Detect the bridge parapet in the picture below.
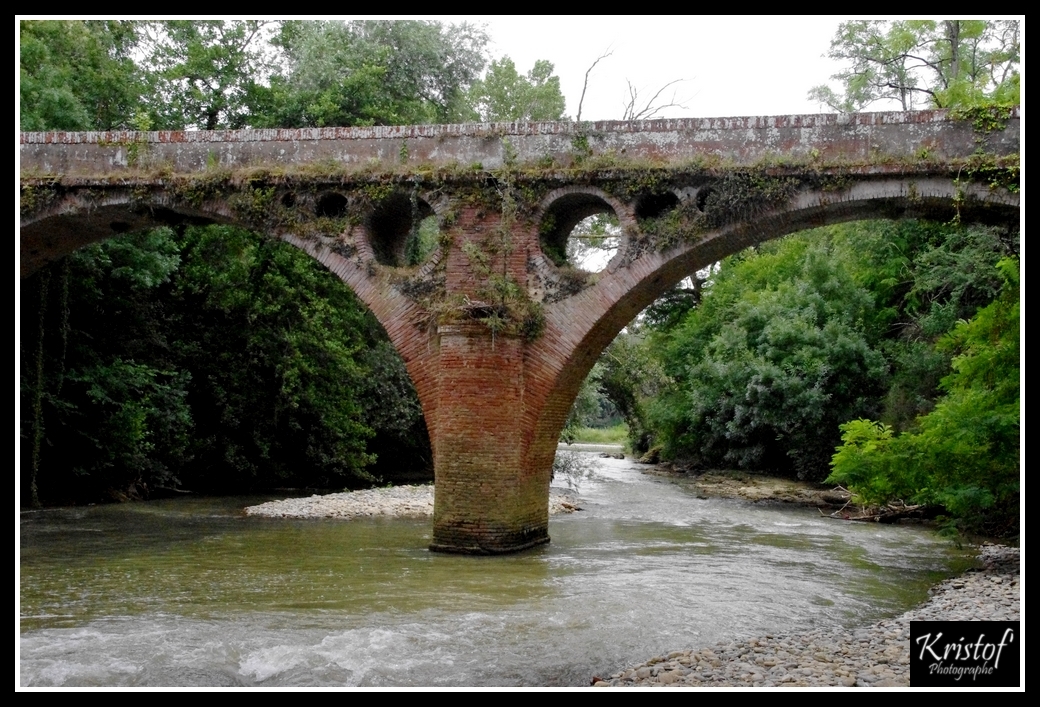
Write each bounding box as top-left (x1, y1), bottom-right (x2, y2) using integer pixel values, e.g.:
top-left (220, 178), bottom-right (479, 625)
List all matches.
top-left (20, 108), bottom-right (1019, 177)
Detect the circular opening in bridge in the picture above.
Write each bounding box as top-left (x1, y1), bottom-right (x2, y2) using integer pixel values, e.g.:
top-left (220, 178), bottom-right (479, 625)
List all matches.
top-left (540, 193), bottom-right (621, 272)
top-left (368, 191), bottom-right (438, 268)
top-left (635, 191), bottom-right (679, 220)
top-left (316, 192), bottom-right (348, 218)
top-left (695, 187), bottom-right (713, 213)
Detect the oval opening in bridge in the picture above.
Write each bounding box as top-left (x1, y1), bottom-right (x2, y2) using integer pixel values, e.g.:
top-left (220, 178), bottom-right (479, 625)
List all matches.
top-left (368, 191), bottom-right (438, 268)
top-left (316, 192), bottom-right (347, 218)
top-left (539, 193), bottom-right (621, 272)
top-left (635, 191), bottom-right (679, 220)
top-left (695, 187), bottom-right (713, 213)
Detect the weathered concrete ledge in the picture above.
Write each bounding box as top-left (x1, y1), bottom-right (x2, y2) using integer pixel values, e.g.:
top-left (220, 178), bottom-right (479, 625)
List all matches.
top-left (20, 108), bottom-right (1019, 177)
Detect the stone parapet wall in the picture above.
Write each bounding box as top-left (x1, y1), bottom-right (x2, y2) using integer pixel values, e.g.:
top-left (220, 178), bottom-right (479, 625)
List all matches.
top-left (20, 109), bottom-right (1020, 176)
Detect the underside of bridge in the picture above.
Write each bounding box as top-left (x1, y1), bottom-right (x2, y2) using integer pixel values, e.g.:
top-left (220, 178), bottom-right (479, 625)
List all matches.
top-left (20, 110), bottom-right (1020, 553)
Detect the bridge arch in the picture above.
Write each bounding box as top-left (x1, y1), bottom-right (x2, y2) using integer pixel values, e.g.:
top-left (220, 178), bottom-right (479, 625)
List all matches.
top-left (524, 177), bottom-right (1019, 485)
top-left (20, 187), bottom-right (452, 487)
top-left (21, 184), bottom-right (444, 355)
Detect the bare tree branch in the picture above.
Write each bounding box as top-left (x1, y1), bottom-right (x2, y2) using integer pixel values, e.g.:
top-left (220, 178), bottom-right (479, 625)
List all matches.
top-left (576, 48), bottom-right (613, 123)
top-left (622, 78), bottom-right (689, 121)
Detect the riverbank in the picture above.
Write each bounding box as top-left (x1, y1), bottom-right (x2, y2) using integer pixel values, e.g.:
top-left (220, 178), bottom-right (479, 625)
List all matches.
top-left (244, 484), bottom-right (580, 519)
top-left (594, 543), bottom-right (1020, 687)
top-left (242, 466), bottom-right (833, 520)
top-left (648, 466), bottom-right (850, 506)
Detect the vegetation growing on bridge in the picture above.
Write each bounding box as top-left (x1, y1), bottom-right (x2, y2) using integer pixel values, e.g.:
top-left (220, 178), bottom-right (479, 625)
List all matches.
top-left (20, 145), bottom-right (1019, 307)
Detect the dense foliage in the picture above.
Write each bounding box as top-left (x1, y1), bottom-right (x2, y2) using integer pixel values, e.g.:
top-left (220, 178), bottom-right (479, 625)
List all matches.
top-left (828, 258), bottom-right (1019, 536)
top-left (20, 227), bottom-right (435, 504)
top-left (649, 230), bottom-right (888, 479)
top-left (467, 58), bottom-right (568, 122)
top-left (251, 20), bottom-right (491, 128)
top-left (20, 20), bottom-right (142, 131)
top-left (625, 219), bottom-right (1018, 533)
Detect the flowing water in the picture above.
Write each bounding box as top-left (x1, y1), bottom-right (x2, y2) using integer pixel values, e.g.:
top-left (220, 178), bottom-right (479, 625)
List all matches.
top-left (19, 450), bottom-right (972, 687)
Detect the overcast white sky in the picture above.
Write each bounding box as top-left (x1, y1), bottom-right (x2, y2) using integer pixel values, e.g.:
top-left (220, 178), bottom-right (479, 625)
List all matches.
top-left (19, 16), bottom-right (1022, 121)
top-left (456, 16), bottom-right (846, 121)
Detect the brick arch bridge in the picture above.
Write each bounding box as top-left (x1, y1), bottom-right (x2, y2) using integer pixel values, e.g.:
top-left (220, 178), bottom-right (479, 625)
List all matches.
top-left (20, 109), bottom-right (1020, 553)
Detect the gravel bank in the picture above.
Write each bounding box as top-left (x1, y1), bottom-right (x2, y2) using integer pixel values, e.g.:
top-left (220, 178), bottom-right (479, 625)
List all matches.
top-left (244, 484), bottom-right (580, 519)
top-left (593, 544), bottom-right (1020, 687)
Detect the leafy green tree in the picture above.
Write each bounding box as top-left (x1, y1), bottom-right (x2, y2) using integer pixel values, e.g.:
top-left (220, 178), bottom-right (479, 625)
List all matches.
top-left (828, 258), bottom-right (1019, 535)
top-left (808, 20), bottom-right (1020, 111)
top-left (168, 225), bottom-right (379, 492)
top-left (596, 328), bottom-right (667, 454)
top-left (21, 19), bottom-right (161, 505)
top-left (560, 365), bottom-right (603, 444)
top-left (20, 20), bottom-right (143, 131)
top-left (820, 220), bottom-right (1015, 431)
top-left (21, 229), bottom-right (194, 504)
top-left (640, 217), bottom-right (1016, 484)
top-left (467, 57), bottom-right (566, 122)
top-left (252, 20), bottom-right (489, 128)
top-left (139, 20), bottom-right (275, 130)
top-left (650, 233), bottom-right (889, 479)
top-left (355, 341), bottom-right (432, 479)
top-left (561, 333), bottom-right (653, 449)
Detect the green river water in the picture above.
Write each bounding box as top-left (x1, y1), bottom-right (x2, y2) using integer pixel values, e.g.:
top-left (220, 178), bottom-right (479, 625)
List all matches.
top-left (19, 451), bottom-right (973, 687)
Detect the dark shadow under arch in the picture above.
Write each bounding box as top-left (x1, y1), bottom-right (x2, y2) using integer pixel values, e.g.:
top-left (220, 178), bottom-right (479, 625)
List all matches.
top-left (21, 210), bottom-right (436, 498)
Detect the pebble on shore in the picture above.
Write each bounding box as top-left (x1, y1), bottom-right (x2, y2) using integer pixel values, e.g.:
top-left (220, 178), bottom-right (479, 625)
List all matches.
top-left (244, 484), bottom-right (580, 520)
top-left (593, 544), bottom-right (1020, 688)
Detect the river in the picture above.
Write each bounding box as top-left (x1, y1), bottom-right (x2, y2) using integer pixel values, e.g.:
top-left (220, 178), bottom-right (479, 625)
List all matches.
top-left (18, 449), bottom-right (972, 687)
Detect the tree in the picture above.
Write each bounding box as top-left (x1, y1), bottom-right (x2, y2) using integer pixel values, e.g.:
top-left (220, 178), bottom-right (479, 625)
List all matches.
top-left (808, 20), bottom-right (1020, 111)
top-left (168, 225), bottom-right (379, 492)
top-left (560, 364), bottom-right (603, 444)
top-left (597, 327), bottom-right (667, 454)
top-left (467, 57), bottom-right (566, 122)
top-left (20, 20), bottom-right (163, 505)
top-left (139, 20), bottom-right (276, 130)
top-left (651, 235), bottom-right (889, 479)
top-left (621, 78), bottom-right (688, 121)
top-left (828, 258), bottom-right (1019, 536)
top-left (252, 20), bottom-right (489, 128)
top-left (20, 20), bottom-right (143, 131)
top-left (20, 229), bottom-right (194, 504)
